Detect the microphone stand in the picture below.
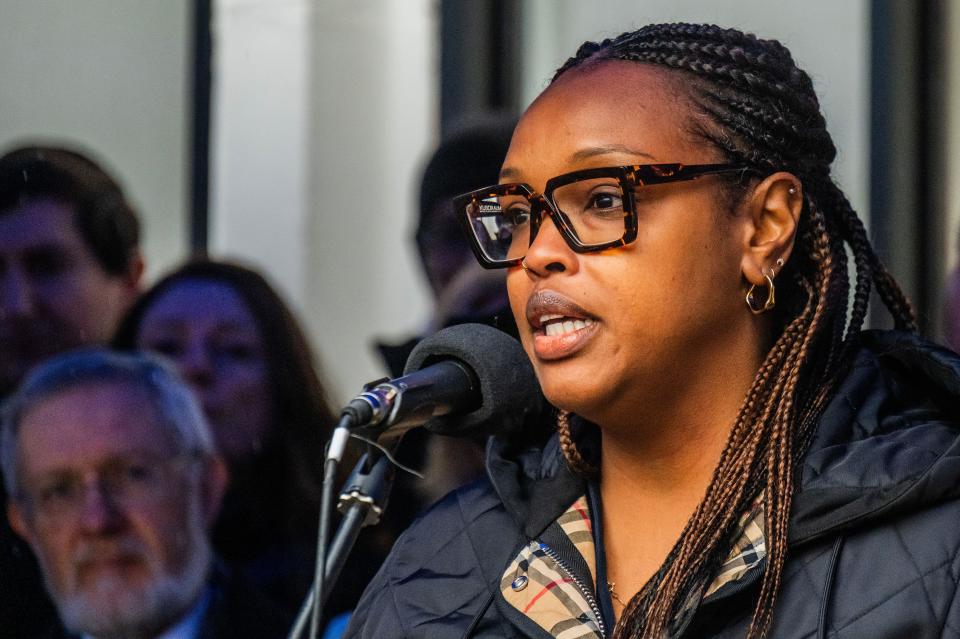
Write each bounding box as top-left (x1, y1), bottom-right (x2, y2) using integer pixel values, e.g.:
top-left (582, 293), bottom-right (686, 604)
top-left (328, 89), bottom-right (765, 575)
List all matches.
top-left (288, 447), bottom-right (396, 639)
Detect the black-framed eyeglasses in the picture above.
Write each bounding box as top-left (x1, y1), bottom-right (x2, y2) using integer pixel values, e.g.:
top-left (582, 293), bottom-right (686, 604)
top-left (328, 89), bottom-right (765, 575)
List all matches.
top-left (453, 163), bottom-right (755, 269)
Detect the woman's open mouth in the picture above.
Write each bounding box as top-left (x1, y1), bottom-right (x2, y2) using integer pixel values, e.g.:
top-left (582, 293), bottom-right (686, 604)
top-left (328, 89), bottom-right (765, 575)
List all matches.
top-left (526, 291), bottom-right (600, 360)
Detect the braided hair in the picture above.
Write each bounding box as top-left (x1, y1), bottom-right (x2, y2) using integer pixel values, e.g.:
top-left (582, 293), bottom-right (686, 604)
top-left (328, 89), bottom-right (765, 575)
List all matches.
top-left (551, 23), bottom-right (916, 638)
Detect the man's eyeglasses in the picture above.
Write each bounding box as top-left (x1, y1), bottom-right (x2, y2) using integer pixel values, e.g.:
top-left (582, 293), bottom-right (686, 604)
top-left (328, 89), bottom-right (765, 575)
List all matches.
top-left (17, 452), bottom-right (202, 521)
top-left (453, 163), bottom-right (754, 269)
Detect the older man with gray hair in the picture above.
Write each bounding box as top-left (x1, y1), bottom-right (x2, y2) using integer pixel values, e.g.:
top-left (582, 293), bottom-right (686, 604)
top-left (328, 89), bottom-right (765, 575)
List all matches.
top-left (2, 349), bottom-right (289, 639)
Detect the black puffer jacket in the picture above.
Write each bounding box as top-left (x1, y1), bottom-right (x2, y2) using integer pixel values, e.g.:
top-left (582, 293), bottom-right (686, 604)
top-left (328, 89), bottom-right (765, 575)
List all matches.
top-left (345, 331), bottom-right (960, 638)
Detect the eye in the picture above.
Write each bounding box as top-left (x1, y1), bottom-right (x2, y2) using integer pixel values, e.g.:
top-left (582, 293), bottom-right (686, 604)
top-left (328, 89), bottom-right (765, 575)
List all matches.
top-left (24, 249), bottom-right (71, 279)
top-left (586, 191), bottom-right (623, 212)
top-left (105, 460), bottom-right (160, 497)
top-left (119, 461), bottom-right (156, 483)
top-left (35, 477), bottom-right (79, 507)
top-left (213, 341), bottom-right (258, 362)
top-left (504, 207), bottom-right (531, 228)
top-left (144, 338), bottom-right (184, 357)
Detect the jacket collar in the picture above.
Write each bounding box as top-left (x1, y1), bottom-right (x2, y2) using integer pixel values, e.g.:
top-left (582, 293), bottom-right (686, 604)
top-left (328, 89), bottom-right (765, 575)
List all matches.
top-left (486, 430), bottom-right (587, 539)
top-left (790, 330), bottom-right (960, 544)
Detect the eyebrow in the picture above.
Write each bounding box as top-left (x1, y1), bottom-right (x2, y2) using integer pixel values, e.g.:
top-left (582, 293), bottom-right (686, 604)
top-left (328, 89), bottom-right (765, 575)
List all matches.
top-left (499, 166), bottom-right (522, 181)
top-left (569, 144), bottom-right (657, 163)
top-left (499, 144), bottom-right (658, 182)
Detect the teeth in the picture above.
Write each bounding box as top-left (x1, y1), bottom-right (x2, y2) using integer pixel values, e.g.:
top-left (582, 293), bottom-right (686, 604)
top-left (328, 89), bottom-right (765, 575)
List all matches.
top-left (540, 314), bottom-right (564, 324)
top-left (543, 317), bottom-right (594, 336)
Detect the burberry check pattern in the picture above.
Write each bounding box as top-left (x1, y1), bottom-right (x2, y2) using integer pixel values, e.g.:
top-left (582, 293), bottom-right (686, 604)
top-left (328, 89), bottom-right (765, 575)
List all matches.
top-left (704, 497), bottom-right (766, 597)
top-left (500, 495), bottom-right (766, 637)
top-left (500, 496), bottom-right (603, 639)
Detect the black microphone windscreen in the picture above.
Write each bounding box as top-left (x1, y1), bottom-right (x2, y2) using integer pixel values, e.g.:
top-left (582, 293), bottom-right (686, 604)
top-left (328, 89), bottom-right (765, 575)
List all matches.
top-left (403, 323), bottom-right (541, 437)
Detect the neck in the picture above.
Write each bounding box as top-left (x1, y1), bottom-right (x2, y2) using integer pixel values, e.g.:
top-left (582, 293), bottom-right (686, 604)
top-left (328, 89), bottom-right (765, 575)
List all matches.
top-left (595, 320), bottom-right (768, 498)
top-left (593, 321), bottom-right (768, 608)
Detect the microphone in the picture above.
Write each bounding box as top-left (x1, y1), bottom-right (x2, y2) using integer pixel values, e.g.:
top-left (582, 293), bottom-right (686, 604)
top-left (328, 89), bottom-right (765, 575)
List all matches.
top-left (328, 323), bottom-right (541, 460)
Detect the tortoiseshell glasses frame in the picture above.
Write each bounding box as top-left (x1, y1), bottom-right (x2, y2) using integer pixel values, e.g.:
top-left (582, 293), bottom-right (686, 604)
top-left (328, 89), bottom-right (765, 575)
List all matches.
top-left (453, 163), bottom-right (755, 269)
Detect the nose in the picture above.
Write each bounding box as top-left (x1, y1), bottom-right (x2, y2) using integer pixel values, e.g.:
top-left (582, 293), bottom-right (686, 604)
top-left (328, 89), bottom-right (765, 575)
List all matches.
top-left (0, 264), bottom-right (35, 320)
top-left (76, 481), bottom-right (125, 534)
top-left (177, 340), bottom-right (214, 388)
top-left (522, 212), bottom-right (578, 276)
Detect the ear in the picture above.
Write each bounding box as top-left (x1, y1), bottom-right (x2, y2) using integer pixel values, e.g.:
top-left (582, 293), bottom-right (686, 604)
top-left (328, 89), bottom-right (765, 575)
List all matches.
top-left (740, 172), bottom-right (802, 286)
top-left (199, 455), bottom-right (229, 529)
top-left (7, 500), bottom-right (35, 546)
top-left (123, 250), bottom-right (145, 295)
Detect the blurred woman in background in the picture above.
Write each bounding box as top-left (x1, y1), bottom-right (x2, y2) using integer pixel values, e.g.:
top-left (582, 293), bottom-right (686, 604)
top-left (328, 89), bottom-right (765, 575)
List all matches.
top-left (113, 259), bottom-right (340, 613)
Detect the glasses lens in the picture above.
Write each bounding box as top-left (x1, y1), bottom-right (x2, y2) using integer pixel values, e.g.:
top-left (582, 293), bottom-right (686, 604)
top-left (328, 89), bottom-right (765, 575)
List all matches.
top-left (463, 189), bottom-right (531, 264)
top-left (551, 178), bottom-right (627, 246)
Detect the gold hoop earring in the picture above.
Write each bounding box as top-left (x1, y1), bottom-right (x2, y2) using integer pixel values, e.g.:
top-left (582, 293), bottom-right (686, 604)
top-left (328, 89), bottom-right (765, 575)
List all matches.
top-left (521, 259), bottom-right (529, 272)
top-left (745, 269), bottom-right (776, 315)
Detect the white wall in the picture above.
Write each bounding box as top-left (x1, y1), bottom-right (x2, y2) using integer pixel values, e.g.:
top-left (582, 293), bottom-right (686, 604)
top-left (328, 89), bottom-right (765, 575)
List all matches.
top-left (210, 0), bottom-right (313, 306)
top-left (520, 0), bottom-right (871, 228)
top-left (0, 0), bottom-right (191, 278)
top-left (211, 0), bottom-right (437, 402)
top-left (946, 2), bottom-right (960, 274)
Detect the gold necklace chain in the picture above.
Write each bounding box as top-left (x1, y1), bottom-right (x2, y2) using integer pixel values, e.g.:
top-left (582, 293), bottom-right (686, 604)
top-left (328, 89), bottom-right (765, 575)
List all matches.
top-left (607, 581), bottom-right (628, 607)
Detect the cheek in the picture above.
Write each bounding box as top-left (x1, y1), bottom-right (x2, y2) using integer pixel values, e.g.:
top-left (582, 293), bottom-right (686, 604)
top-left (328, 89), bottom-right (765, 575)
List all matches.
top-left (215, 366), bottom-right (274, 448)
top-left (217, 362), bottom-right (270, 398)
top-left (506, 270), bottom-right (533, 340)
top-left (34, 276), bottom-right (85, 314)
top-left (131, 503), bottom-right (195, 574)
top-left (31, 527), bottom-right (66, 563)
top-left (28, 525), bottom-right (78, 587)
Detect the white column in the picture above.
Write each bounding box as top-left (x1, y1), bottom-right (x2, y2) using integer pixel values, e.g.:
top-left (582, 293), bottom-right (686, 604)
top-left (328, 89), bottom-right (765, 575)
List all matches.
top-left (210, 0), bottom-right (313, 302)
top-left (211, 0), bottom-right (437, 402)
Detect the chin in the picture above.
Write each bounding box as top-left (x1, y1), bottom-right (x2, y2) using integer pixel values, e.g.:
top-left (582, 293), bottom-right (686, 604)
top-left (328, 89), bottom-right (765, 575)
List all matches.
top-left (54, 553), bottom-right (210, 639)
top-left (536, 363), bottom-right (611, 420)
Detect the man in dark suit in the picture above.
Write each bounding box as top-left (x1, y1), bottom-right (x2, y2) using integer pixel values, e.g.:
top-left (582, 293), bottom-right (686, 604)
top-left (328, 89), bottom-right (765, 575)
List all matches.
top-left (1, 349), bottom-right (289, 638)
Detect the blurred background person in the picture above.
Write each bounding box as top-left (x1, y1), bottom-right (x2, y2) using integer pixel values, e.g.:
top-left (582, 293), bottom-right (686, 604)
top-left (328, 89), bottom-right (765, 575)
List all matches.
top-left (1, 348), bottom-right (289, 639)
top-left (376, 117), bottom-right (518, 517)
top-left (0, 143), bottom-right (144, 637)
top-left (377, 115), bottom-right (518, 376)
top-left (112, 258), bottom-right (351, 616)
top-left (0, 145), bottom-right (143, 399)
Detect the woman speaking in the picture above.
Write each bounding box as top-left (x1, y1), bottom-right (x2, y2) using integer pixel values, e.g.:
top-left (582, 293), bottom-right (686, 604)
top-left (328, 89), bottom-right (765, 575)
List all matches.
top-left (346, 23), bottom-right (960, 638)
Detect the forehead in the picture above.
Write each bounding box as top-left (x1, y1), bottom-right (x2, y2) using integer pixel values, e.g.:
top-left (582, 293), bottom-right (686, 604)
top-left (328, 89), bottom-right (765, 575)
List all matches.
top-left (504, 61), bottom-right (700, 184)
top-left (0, 197), bottom-right (87, 253)
top-left (17, 382), bottom-right (177, 475)
top-left (139, 279), bottom-right (258, 333)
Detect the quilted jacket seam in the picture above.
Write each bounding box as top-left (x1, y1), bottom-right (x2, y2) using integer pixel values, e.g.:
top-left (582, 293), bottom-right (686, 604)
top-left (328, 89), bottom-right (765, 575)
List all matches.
top-left (457, 492), bottom-right (512, 636)
top-left (935, 538), bottom-right (960, 636)
top-left (832, 555), bottom-right (954, 632)
top-left (385, 537), bottom-right (409, 638)
top-left (892, 525), bottom-right (939, 622)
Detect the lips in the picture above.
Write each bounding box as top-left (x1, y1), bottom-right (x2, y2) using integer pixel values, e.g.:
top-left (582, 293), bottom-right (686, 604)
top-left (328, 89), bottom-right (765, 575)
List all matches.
top-left (525, 290), bottom-right (599, 360)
